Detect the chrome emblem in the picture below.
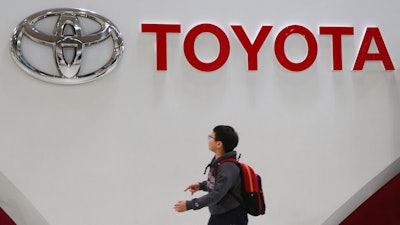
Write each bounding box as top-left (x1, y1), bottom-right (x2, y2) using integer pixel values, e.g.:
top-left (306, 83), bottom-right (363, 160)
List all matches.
top-left (10, 8), bottom-right (124, 84)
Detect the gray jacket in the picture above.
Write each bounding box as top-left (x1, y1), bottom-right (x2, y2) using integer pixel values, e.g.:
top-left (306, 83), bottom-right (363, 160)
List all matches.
top-left (186, 151), bottom-right (242, 215)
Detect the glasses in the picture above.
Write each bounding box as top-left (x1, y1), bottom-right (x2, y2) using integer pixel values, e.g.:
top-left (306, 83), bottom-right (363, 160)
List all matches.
top-left (208, 134), bottom-right (216, 140)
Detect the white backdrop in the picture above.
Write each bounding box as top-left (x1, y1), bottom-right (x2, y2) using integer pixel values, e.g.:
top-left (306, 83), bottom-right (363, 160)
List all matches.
top-left (1, 0), bottom-right (400, 225)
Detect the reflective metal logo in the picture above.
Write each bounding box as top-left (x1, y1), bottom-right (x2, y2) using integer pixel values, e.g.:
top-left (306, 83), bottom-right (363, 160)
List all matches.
top-left (10, 8), bottom-right (124, 84)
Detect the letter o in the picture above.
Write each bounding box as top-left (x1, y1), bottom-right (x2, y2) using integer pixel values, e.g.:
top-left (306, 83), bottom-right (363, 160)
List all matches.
top-left (274, 25), bottom-right (318, 71)
top-left (184, 24), bottom-right (230, 72)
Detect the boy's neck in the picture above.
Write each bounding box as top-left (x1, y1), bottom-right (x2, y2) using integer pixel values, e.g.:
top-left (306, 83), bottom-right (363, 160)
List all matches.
top-left (215, 149), bottom-right (225, 160)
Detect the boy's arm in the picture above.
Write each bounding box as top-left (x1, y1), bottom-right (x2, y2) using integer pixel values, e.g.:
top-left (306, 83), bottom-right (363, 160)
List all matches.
top-left (199, 180), bottom-right (208, 191)
top-left (186, 163), bottom-right (238, 210)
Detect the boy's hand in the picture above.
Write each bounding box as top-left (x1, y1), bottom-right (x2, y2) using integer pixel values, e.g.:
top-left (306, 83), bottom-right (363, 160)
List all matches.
top-left (174, 200), bottom-right (187, 212)
top-left (184, 183), bottom-right (200, 195)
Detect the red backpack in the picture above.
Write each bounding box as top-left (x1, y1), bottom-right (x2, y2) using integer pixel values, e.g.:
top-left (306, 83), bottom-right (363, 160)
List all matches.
top-left (215, 157), bottom-right (266, 216)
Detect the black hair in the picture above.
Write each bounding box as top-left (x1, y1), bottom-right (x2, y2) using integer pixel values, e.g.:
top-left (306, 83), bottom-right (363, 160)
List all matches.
top-left (213, 125), bottom-right (239, 152)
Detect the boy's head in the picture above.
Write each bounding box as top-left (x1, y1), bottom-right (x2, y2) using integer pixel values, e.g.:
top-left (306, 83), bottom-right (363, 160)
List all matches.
top-left (213, 125), bottom-right (239, 152)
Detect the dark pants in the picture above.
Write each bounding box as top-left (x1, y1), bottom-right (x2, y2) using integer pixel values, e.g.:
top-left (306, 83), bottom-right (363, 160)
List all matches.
top-left (208, 206), bottom-right (248, 225)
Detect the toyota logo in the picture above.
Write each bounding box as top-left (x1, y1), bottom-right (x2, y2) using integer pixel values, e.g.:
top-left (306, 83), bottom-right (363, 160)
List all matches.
top-left (10, 8), bottom-right (124, 84)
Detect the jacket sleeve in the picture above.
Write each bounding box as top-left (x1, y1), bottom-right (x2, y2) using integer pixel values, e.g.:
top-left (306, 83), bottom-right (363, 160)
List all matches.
top-left (199, 180), bottom-right (208, 191)
top-left (186, 163), bottom-right (239, 210)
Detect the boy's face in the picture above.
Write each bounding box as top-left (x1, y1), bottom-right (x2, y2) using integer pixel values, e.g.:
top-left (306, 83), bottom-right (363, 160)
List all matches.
top-left (208, 132), bottom-right (222, 152)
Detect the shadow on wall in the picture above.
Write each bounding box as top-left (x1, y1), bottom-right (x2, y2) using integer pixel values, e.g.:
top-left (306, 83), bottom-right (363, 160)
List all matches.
top-left (322, 157), bottom-right (400, 225)
top-left (0, 171), bottom-right (49, 225)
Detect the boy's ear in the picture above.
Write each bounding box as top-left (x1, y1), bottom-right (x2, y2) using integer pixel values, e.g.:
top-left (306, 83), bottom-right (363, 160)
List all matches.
top-left (216, 141), bottom-right (223, 149)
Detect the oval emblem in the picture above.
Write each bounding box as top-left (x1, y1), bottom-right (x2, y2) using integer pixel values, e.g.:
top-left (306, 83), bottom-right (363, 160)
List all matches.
top-left (10, 8), bottom-right (124, 84)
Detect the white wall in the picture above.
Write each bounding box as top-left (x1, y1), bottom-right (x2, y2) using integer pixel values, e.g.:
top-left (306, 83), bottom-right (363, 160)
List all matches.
top-left (1, 1), bottom-right (400, 225)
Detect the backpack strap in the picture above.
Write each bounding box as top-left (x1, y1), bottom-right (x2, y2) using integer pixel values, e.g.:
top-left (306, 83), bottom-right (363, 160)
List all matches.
top-left (213, 158), bottom-right (239, 176)
top-left (214, 158), bottom-right (243, 205)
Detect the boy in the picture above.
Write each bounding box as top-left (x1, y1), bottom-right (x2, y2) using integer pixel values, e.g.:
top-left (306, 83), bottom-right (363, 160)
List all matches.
top-left (174, 125), bottom-right (248, 225)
